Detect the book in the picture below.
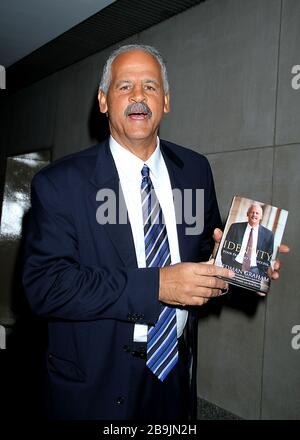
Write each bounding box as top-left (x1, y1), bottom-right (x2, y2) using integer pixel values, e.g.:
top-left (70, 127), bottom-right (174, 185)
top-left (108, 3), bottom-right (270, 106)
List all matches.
top-left (214, 196), bottom-right (288, 294)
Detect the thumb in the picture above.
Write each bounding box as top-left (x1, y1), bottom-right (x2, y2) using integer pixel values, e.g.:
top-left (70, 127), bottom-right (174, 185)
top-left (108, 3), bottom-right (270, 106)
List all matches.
top-left (204, 258), bottom-right (215, 265)
top-left (212, 227), bottom-right (223, 259)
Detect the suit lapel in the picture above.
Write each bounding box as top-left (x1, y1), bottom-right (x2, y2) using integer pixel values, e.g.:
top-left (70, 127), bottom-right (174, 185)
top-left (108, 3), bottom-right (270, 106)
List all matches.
top-left (88, 140), bottom-right (137, 268)
top-left (257, 225), bottom-right (263, 251)
top-left (238, 223), bottom-right (248, 243)
top-left (160, 141), bottom-right (189, 263)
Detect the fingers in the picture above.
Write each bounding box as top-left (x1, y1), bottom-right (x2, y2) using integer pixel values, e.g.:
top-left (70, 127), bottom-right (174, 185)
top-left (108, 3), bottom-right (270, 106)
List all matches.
top-left (194, 263), bottom-right (235, 280)
top-left (213, 228), bottom-right (223, 243)
top-left (212, 228), bottom-right (223, 259)
top-left (195, 276), bottom-right (228, 291)
top-left (159, 262), bottom-right (233, 308)
top-left (278, 244), bottom-right (290, 254)
top-left (204, 259), bottom-right (215, 265)
top-left (256, 291), bottom-right (266, 297)
top-left (189, 296), bottom-right (211, 306)
top-left (268, 263), bottom-right (280, 280)
top-left (185, 263), bottom-right (231, 300)
top-left (270, 243), bottom-right (289, 279)
top-left (179, 280), bottom-right (227, 303)
top-left (271, 271), bottom-right (279, 280)
top-left (182, 290), bottom-right (221, 306)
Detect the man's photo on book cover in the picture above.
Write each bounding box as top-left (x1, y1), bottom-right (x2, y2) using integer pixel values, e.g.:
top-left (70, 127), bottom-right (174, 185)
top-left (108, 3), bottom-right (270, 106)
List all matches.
top-left (215, 196), bottom-right (288, 293)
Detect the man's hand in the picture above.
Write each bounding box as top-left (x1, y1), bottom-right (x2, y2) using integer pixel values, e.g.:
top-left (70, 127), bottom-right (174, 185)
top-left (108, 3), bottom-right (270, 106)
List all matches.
top-left (159, 262), bottom-right (235, 307)
top-left (257, 244), bottom-right (290, 296)
top-left (269, 244), bottom-right (290, 280)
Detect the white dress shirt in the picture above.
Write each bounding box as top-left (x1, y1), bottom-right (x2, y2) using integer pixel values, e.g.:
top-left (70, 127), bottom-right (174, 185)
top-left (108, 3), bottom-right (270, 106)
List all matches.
top-left (235, 223), bottom-right (259, 267)
top-left (109, 135), bottom-right (188, 342)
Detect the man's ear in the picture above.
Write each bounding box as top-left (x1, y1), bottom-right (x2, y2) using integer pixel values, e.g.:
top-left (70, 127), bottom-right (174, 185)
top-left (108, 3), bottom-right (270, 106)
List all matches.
top-left (98, 90), bottom-right (108, 114)
top-left (164, 94), bottom-right (170, 113)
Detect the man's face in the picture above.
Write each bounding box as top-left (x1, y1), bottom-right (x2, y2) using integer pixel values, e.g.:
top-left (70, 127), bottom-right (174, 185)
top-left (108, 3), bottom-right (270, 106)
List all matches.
top-left (98, 50), bottom-right (170, 150)
top-left (247, 205), bottom-right (263, 227)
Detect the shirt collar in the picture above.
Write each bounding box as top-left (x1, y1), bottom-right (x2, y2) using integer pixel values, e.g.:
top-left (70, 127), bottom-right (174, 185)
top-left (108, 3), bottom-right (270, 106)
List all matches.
top-left (247, 223), bottom-right (260, 232)
top-left (109, 135), bottom-right (162, 182)
top-left (144, 138), bottom-right (162, 179)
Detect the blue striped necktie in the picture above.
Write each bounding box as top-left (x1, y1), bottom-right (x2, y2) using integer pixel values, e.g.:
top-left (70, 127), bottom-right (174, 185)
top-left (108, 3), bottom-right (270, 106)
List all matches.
top-left (140, 164), bottom-right (178, 382)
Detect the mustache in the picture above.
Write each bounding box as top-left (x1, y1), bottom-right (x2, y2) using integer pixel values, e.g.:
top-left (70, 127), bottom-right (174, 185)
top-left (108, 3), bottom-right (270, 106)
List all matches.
top-left (124, 102), bottom-right (152, 117)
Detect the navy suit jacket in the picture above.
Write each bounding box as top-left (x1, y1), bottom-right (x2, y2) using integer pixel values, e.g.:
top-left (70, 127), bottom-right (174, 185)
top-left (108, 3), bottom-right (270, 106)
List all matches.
top-left (221, 222), bottom-right (274, 275)
top-left (23, 139), bottom-right (221, 419)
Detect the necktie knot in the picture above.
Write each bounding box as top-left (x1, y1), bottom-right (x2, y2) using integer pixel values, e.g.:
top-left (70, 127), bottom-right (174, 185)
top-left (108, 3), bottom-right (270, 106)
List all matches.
top-left (141, 164), bottom-right (150, 178)
top-left (141, 164), bottom-right (153, 192)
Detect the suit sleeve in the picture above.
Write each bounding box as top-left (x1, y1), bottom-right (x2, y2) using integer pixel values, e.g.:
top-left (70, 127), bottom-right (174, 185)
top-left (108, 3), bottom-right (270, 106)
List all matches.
top-left (22, 172), bottom-right (161, 324)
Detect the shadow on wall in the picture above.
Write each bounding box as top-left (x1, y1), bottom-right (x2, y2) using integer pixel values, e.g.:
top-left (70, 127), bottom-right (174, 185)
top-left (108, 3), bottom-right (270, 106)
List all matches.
top-left (198, 284), bottom-right (263, 322)
top-left (1, 210), bottom-right (48, 420)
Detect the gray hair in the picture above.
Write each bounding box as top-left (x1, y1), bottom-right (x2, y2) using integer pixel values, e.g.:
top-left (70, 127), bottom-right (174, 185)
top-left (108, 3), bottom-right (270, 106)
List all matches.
top-left (99, 44), bottom-right (169, 94)
top-left (247, 203), bottom-right (263, 215)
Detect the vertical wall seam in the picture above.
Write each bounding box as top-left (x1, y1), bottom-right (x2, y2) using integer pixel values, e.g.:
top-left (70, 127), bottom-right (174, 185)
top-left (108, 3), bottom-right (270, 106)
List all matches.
top-left (259, 0), bottom-right (283, 421)
top-left (273, 0), bottom-right (284, 148)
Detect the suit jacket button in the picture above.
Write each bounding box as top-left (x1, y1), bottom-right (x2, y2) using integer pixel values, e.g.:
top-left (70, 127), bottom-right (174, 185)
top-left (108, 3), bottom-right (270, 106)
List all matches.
top-left (123, 345), bottom-right (130, 352)
top-left (117, 396), bottom-right (125, 405)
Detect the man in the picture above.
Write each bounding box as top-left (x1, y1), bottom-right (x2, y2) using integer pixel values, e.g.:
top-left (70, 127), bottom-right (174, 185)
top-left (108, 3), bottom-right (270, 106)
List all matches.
top-left (22, 45), bottom-right (286, 420)
top-left (221, 203), bottom-right (274, 277)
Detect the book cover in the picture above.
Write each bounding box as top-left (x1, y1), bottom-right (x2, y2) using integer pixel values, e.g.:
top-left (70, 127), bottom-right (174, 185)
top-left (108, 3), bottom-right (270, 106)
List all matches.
top-left (214, 196), bottom-right (288, 294)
